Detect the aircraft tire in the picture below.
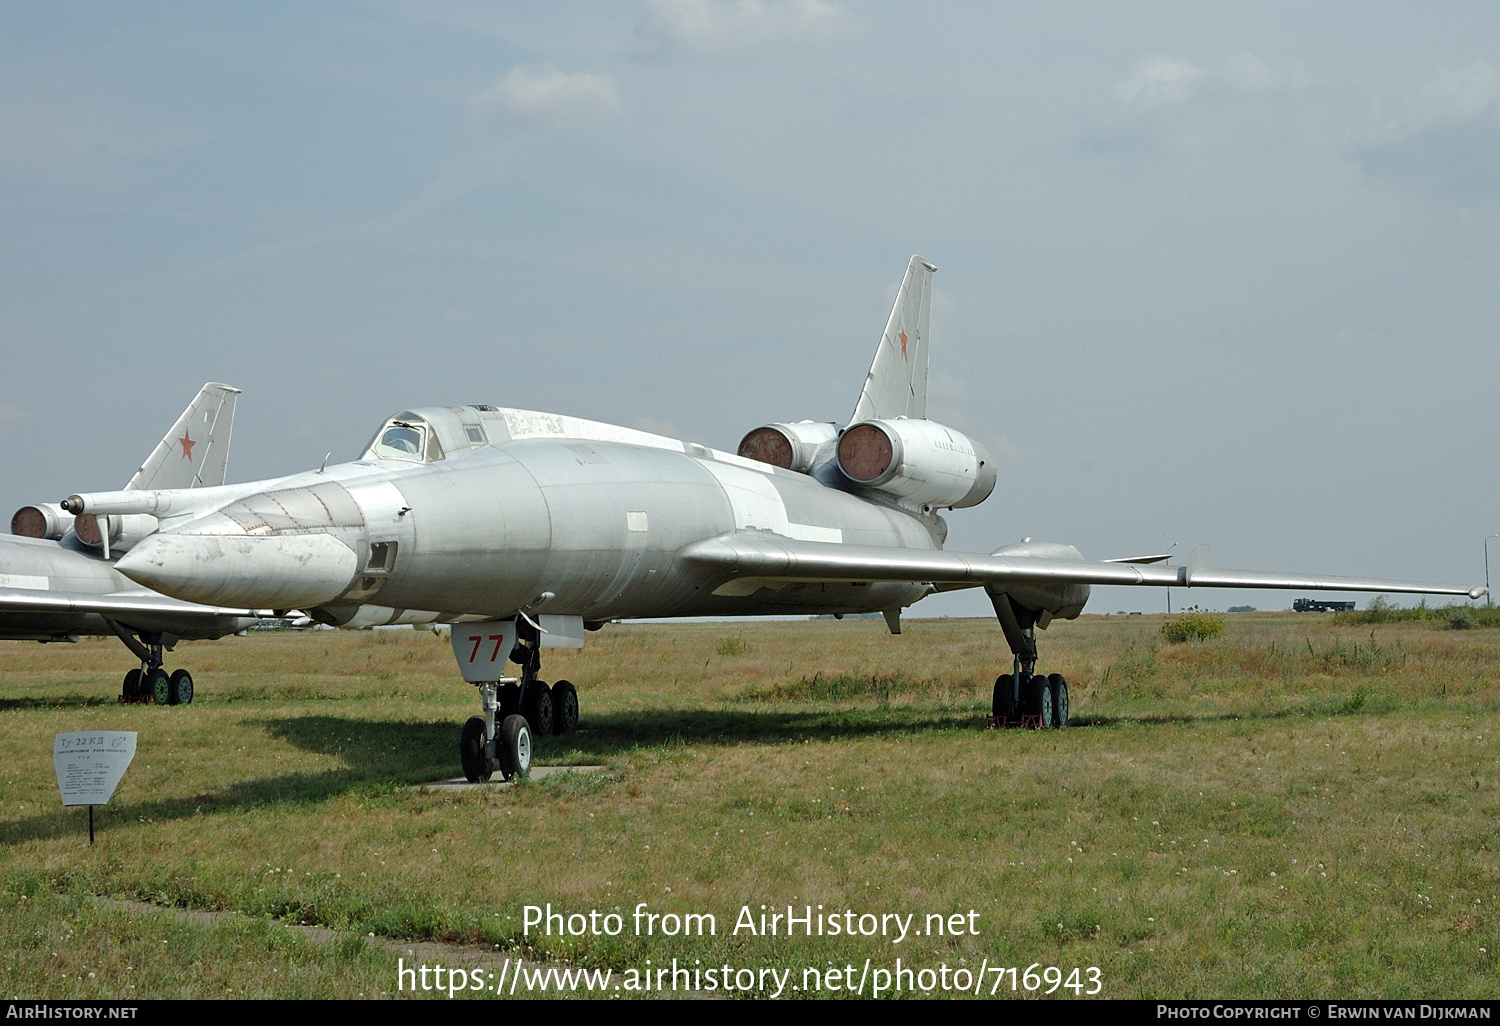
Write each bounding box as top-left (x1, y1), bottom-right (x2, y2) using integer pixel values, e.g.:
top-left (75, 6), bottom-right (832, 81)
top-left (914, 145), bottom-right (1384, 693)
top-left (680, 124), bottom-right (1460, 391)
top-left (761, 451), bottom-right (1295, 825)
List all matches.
top-left (460, 715), bottom-right (493, 783)
top-left (122, 669), bottom-right (141, 703)
top-left (497, 714), bottom-right (532, 781)
top-left (147, 668), bottom-right (172, 706)
top-left (1048, 674), bottom-right (1068, 728)
top-left (170, 669), bottom-right (194, 706)
top-left (522, 683), bottom-right (554, 738)
top-left (992, 674), bottom-right (1015, 721)
top-left (1026, 681), bottom-right (1062, 729)
top-left (552, 680), bottom-right (579, 735)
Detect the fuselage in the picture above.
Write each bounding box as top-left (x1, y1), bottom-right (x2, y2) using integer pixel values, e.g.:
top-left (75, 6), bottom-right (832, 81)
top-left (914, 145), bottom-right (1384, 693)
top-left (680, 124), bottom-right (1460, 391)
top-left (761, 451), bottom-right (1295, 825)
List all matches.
top-left (115, 406), bottom-right (939, 626)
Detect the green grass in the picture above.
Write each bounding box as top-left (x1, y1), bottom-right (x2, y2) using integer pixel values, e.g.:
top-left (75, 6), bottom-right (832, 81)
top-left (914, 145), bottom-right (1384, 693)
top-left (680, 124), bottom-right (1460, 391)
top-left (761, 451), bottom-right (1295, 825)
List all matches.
top-left (2, 613), bottom-right (1498, 998)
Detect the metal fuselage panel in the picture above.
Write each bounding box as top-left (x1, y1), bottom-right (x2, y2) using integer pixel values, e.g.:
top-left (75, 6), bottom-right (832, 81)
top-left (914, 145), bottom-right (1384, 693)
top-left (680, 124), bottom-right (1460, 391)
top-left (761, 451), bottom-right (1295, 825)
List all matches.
top-left (0, 535), bottom-right (128, 594)
top-left (336, 440), bottom-right (934, 620)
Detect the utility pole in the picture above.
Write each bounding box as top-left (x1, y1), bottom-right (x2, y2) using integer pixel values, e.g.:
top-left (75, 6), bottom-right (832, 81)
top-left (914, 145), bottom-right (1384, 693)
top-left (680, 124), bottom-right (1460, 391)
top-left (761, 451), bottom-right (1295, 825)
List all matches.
top-left (1487, 535), bottom-right (1498, 607)
top-left (1166, 541), bottom-right (1177, 614)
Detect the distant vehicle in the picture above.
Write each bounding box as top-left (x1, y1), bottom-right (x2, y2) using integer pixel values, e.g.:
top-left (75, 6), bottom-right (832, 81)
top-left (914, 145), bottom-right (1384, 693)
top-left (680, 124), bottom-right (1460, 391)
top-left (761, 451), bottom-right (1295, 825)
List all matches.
top-left (1293, 599), bottom-right (1356, 613)
top-left (1, 384), bottom-right (264, 704)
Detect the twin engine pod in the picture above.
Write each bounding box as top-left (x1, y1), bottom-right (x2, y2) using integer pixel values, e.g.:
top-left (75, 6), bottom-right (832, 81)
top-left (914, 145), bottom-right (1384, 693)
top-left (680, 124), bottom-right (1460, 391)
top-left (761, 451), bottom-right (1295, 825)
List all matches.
top-left (11, 503), bottom-right (74, 540)
top-left (10, 503), bottom-right (157, 554)
top-left (737, 421), bottom-right (839, 474)
top-left (836, 418), bottom-right (996, 510)
top-left (71, 513), bottom-right (159, 554)
top-left (737, 418), bottom-right (997, 511)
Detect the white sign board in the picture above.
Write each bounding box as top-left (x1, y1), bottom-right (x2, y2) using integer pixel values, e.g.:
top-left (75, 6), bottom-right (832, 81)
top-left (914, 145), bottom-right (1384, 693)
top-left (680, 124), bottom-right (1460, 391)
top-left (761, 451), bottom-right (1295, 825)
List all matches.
top-left (53, 732), bottom-right (137, 807)
top-left (451, 619), bottom-right (517, 682)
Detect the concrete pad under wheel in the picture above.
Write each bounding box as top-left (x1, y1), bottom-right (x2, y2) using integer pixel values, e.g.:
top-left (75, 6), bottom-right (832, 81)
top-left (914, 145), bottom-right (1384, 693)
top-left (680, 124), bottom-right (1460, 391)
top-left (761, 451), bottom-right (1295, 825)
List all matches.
top-left (414, 766), bottom-right (607, 792)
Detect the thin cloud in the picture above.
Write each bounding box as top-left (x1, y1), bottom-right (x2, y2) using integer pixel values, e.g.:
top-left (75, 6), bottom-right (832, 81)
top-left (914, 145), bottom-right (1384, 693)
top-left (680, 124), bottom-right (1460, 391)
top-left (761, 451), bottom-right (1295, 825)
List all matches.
top-left (633, 0), bottom-right (848, 57)
top-left (1078, 53), bottom-right (1312, 155)
top-left (1116, 57), bottom-right (1205, 107)
top-left (1221, 53), bottom-right (1307, 96)
top-left (471, 65), bottom-right (620, 126)
top-left (1356, 62), bottom-right (1500, 195)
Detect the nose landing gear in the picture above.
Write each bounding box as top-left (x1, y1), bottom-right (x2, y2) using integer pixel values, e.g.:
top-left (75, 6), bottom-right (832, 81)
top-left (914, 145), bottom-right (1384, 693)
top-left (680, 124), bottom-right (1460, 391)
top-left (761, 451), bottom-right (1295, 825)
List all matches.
top-left (457, 618), bottom-right (578, 782)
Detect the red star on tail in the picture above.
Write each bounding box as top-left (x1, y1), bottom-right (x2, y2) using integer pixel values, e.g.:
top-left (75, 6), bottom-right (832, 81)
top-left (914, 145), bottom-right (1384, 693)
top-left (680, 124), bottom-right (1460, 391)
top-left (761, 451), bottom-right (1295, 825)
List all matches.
top-left (899, 329), bottom-right (908, 359)
top-left (178, 430), bottom-right (196, 461)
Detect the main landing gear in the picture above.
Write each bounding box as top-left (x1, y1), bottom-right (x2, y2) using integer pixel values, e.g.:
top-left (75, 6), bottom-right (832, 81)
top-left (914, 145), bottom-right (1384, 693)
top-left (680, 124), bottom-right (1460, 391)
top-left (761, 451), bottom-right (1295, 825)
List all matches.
top-left (459, 620), bottom-right (580, 783)
top-left (107, 621), bottom-right (194, 706)
top-left (985, 592), bottom-right (1069, 730)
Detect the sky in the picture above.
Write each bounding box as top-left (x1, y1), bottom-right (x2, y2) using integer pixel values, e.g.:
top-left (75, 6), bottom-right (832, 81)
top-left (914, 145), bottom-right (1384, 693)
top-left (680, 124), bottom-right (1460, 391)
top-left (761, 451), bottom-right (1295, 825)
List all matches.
top-left (2, 1), bottom-right (1498, 617)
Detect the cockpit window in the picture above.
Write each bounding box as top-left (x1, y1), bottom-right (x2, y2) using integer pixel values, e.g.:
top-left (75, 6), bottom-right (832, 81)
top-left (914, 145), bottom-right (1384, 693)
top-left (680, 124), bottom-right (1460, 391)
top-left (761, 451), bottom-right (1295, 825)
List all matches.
top-left (366, 416), bottom-right (443, 463)
top-left (379, 425), bottom-right (424, 456)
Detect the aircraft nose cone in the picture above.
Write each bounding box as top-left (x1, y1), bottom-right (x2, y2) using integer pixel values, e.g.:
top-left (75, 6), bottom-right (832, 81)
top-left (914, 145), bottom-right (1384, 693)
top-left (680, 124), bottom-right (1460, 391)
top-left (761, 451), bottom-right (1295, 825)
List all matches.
top-left (116, 532), bottom-right (359, 609)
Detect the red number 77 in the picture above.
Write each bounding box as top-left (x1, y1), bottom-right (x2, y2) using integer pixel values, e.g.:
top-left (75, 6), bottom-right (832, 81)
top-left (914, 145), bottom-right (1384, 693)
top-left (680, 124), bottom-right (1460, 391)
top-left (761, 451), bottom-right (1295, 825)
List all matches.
top-left (467, 635), bottom-right (483, 661)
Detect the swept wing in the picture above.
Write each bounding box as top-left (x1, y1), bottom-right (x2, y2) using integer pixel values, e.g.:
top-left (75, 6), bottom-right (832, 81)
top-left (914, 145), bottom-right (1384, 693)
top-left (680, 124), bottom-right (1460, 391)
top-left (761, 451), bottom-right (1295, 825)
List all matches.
top-left (680, 534), bottom-right (1483, 600)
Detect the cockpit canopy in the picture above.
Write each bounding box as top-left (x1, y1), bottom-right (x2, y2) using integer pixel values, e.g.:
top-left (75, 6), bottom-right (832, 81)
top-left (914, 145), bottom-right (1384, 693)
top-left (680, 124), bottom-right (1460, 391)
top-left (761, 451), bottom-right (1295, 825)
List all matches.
top-left (364, 412), bottom-right (445, 464)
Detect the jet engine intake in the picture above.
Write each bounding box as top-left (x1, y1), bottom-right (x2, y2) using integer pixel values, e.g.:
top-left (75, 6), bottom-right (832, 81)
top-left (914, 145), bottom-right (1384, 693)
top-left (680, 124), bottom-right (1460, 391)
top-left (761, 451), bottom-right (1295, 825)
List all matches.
top-left (836, 419), bottom-right (997, 510)
top-left (737, 421), bottom-right (839, 473)
top-left (11, 504), bottom-right (75, 540)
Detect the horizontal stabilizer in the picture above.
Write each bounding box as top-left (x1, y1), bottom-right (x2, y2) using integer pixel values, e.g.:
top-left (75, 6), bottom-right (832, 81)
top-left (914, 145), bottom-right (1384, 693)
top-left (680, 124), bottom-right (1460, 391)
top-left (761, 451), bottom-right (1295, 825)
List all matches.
top-left (1104, 553), bottom-right (1173, 565)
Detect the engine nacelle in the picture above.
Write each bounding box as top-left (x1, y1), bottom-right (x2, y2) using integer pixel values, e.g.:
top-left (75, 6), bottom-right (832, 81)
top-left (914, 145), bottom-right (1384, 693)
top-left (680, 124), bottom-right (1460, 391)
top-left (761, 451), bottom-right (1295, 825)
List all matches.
top-left (72, 513), bottom-right (159, 555)
top-left (737, 421), bottom-right (839, 474)
top-left (836, 418), bottom-right (997, 510)
top-left (11, 503), bottom-right (75, 540)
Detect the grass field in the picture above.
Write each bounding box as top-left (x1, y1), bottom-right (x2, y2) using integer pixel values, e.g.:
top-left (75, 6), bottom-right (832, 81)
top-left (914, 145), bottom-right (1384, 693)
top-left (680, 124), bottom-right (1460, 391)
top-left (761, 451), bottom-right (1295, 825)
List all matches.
top-left (2, 612), bottom-right (1498, 999)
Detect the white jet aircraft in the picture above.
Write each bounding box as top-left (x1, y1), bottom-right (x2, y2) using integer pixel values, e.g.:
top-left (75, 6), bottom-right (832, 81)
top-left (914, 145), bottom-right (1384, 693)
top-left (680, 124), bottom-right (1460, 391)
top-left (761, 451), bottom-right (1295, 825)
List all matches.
top-left (3, 383), bottom-right (263, 704)
top-left (65, 259), bottom-right (1483, 776)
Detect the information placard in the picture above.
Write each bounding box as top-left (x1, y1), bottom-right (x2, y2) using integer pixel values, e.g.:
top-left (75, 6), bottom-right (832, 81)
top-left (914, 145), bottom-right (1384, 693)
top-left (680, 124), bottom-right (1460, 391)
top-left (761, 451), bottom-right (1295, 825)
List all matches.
top-left (53, 731), bottom-right (137, 807)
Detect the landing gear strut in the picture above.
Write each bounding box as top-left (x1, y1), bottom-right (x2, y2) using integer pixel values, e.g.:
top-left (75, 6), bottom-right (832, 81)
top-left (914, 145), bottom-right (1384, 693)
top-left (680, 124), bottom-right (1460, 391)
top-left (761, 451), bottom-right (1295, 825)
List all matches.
top-left (459, 618), bottom-right (579, 783)
top-left (106, 621), bottom-right (194, 706)
top-left (986, 592), bottom-right (1069, 729)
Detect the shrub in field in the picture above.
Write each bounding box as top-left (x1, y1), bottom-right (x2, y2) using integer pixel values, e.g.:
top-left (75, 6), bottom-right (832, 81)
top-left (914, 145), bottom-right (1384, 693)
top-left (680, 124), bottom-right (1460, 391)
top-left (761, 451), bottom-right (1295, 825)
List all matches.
top-left (1333, 596), bottom-right (1499, 629)
top-left (715, 636), bottom-right (750, 655)
top-left (1446, 607), bottom-right (1477, 630)
top-left (1160, 606), bottom-right (1227, 644)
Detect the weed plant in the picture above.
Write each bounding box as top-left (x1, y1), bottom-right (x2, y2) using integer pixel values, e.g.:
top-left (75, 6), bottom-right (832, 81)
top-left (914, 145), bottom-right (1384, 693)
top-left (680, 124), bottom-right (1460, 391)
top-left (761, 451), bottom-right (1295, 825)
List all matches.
top-left (1160, 607), bottom-right (1227, 644)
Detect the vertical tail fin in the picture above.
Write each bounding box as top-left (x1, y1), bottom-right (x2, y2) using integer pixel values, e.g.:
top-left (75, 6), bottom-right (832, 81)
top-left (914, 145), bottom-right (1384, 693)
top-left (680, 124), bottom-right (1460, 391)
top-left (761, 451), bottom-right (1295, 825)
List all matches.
top-left (124, 383), bottom-right (241, 490)
top-left (851, 255), bottom-right (936, 423)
